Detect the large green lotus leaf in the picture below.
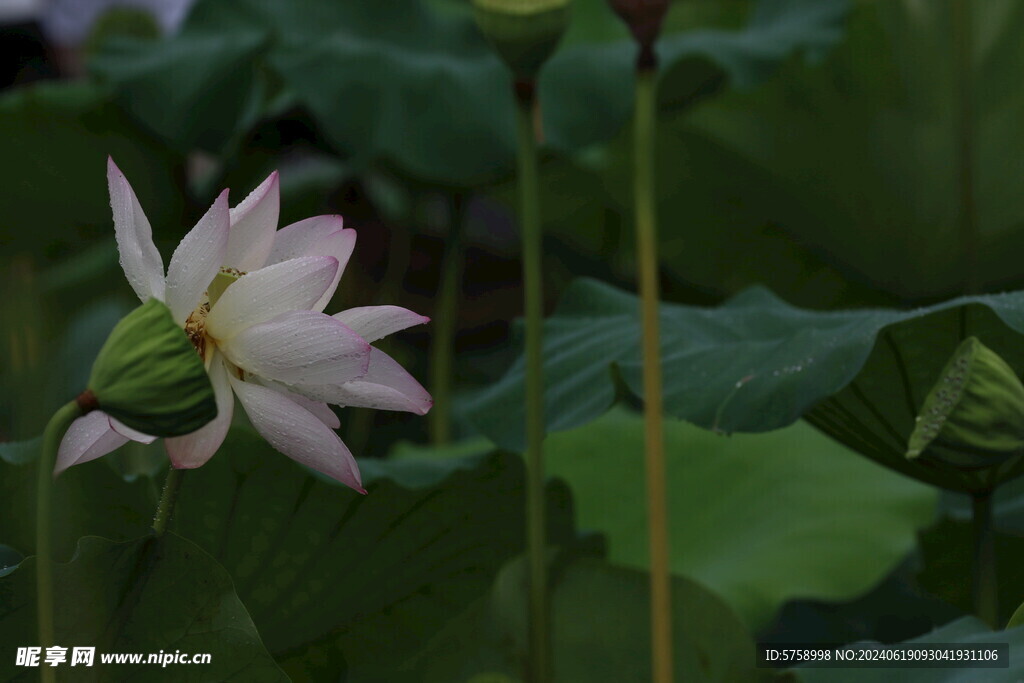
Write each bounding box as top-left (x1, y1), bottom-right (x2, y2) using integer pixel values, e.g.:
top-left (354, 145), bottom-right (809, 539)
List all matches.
top-left (542, 409), bottom-right (935, 628)
top-left (90, 0), bottom-right (847, 186)
top-left (670, 0), bottom-right (1024, 302)
top-left (467, 278), bottom-right (1024, 491)
top-left (0, 534), bottom-right (287, 682)
top-left (0, 81), bottom-right (183, 262)
top-left (414, 555), bottom-right (766, 682)
top-left (0, 445), bottom-right (154, 562)
top-left (793, 617), bottom-right (1024, 682)
top-left (169, 428), bottom-right (574, 681)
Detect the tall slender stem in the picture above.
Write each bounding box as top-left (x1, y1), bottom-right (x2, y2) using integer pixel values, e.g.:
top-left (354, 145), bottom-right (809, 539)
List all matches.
top-left (152, 467), bottom-right (186, 537)
top-left (36, 399), bottom-right (85, 674)
top-left (430, 194), bottom-right (466, 445)
top-left (634, 65), bottom-right (674, 682)
top-left (515, 79), bottom-right (550, 683)
top-left (971, 491), bottom-right (997, 626)
top-left (953, 0), bottom-right (976, 294)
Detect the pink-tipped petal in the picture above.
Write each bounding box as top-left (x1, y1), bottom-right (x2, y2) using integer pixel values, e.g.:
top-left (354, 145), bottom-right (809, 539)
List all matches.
top-left (229, 375), bottom-right (364, 492)
top-left (332, 305), bottom-right (430, 343)
top-left (109, 418), bottom-right (157, 444)
top-left (164, 353), bottom-right (234, 468)
top-left (312, 348), bottom-right (433, 415)
top-left (224, 171), bottom-right (280, 271)
top-left (204, 256), bottom-right (339, 340)
top-left (166, 190), bottom-right (230, 324)
top-left (266, 215), bottom-right (347, 264)
top-left (219, 310), bottom-right (370, 387)
top-left (55, 411), bottom-right (129, 475)
top-left (107, 157), bottom-right (165, 302)
top-left (265, 217), bottom-right (356, 311)
top-left (255, 377), bottom-right (341, 429)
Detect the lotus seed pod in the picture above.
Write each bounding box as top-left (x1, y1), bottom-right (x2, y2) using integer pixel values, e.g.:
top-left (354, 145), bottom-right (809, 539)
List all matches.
top-left (607, 0), bottom-right (669, 47)
top-left (87, 298), bottom-right (218, 437)
top-left (473, 0), bottom-right (571, 79)
top-left (906, 337), bottom-right (1024, 470)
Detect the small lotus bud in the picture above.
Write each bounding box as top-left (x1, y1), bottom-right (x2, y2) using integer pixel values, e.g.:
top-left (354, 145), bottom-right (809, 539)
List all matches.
top-left (607, 0), bottom-right (669, 49)
top-left (473, 0), bottom-right (571, 79)
top-left (906, 337), bottom-right (1024, 470)
top-left (87, 298), bottom-right (218, 437)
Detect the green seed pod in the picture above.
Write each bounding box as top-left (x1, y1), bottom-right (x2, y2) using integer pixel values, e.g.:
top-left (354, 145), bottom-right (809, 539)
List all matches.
top-left (906, 337), bottom-right (1024, 470)
top-left (88, 298), bottom-right (217, 437)
top-left (473, 0), bottom-right (571, 79)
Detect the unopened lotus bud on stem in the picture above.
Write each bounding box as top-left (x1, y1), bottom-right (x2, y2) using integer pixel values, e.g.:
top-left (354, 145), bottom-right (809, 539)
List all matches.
top-left (907, 336), bottom-right (1024, 472)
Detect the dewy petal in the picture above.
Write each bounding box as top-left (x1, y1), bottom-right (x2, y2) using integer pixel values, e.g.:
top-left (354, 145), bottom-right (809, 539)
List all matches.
top-left (219, 310), bottom-right (370, 386)
top-left (332, 305), bottom-right (429, 343)
top-left (265, 217), bottom-right (356, 312)
top-left (55, 411), bottom-right (129, 475)
top-left (165, 353), bottom-right (234, 469)
top-left (224, 171), bottom-right (280, 272)
top-left (109, 418), bottom-right (158, 444)
top-left (107, 157), bottom-right (165, 302)
top-left (255, 377), bottom-right (341, 429)
top-left (204, 256), bottom-right (339, 340)
top-left (165, 189), bottom-right (230, 324)
top-left (301, 348), bottom-right (432, 415)
top-left (229, 375), bottom-right (364, 493)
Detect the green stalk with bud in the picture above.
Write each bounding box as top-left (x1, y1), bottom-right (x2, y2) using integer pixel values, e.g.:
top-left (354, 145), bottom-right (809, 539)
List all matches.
top-left (907, 336), bottom-right (1024, 625)
top-left (606, 0), bottom-right (673, 680)
top-left (472, 1), bottom-right (569, 679)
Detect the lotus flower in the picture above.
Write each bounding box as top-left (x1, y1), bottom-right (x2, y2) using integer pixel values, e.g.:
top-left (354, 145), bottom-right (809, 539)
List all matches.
top-left (56, 159), bottom-right (432, 492)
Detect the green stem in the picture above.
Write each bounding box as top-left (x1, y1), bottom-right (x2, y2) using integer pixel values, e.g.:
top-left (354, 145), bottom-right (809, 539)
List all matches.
top-left (430, 194), bottom-right (466, 445)
top-left (635, 67), bottom-right (674, 682)
top-left (953, 0), bottom-right (976, 293)
top-left (151, 467), bottom-right (186, 537)
top-left (515, 81), bottom-right (550, 683)
top-left (36, 400), bottom-right (85, 663)
top-left (971, 491), bottom-right (998, 626)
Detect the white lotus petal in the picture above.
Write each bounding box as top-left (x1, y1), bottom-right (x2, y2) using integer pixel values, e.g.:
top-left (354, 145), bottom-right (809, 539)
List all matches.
top-left (165, 353), bottom-right (234, 468)
top-left (55, 411), bottom-right (128, 475)
top-left (256, 377), bottom-right (341, 429)
top-left (109, 418), bottom-right (157, 444)
top-left (229, 375), bottom-right (364, 492)
top-left (107, 157), bottom-right (165, 302)
top-left (205, 256), bottom-right (338, 340)
top-left (332, 305), bottom-right (429, 343)
top-left (266, 215), bottom-right (348, 265)
top-left (224, 171), bottom-right (279, 271)
top-left (296, 348), bottom-right (432, 415)
top-left (219, 310), bottom-right (370, 386)
top-left (165, 189), bottom-right (230, 324)
top-left (265, 217), bottom-right (356, 311)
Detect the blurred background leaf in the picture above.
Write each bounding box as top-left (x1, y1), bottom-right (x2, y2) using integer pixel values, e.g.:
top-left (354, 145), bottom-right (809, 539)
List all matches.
top-left (542, 409), bottom-right (936, 628)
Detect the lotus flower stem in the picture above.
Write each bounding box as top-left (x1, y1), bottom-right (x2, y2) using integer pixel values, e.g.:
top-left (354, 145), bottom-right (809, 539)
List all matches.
top-left (430, 194), bottom-right (466, 445)
top-left (515, 79), bottom-right (551, 682)
top-left (152, 467), bottom-right (186, 537)
top-left (971, 490), bottom-right (998, 626)
top-left (634, 62), bottom-right (674, 682)
top-left (36, 399), bottom-right (86, 676)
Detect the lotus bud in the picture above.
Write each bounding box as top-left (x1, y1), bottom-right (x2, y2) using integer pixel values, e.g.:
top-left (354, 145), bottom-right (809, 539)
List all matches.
top-left (906, 337), bottom-right (1024, 470)
top-left (473, 0), bottom-right (571, 80)
top-left (607, 0), bottom-right (669, 50)
top-left (86, 298), bottom-right (217, 436)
